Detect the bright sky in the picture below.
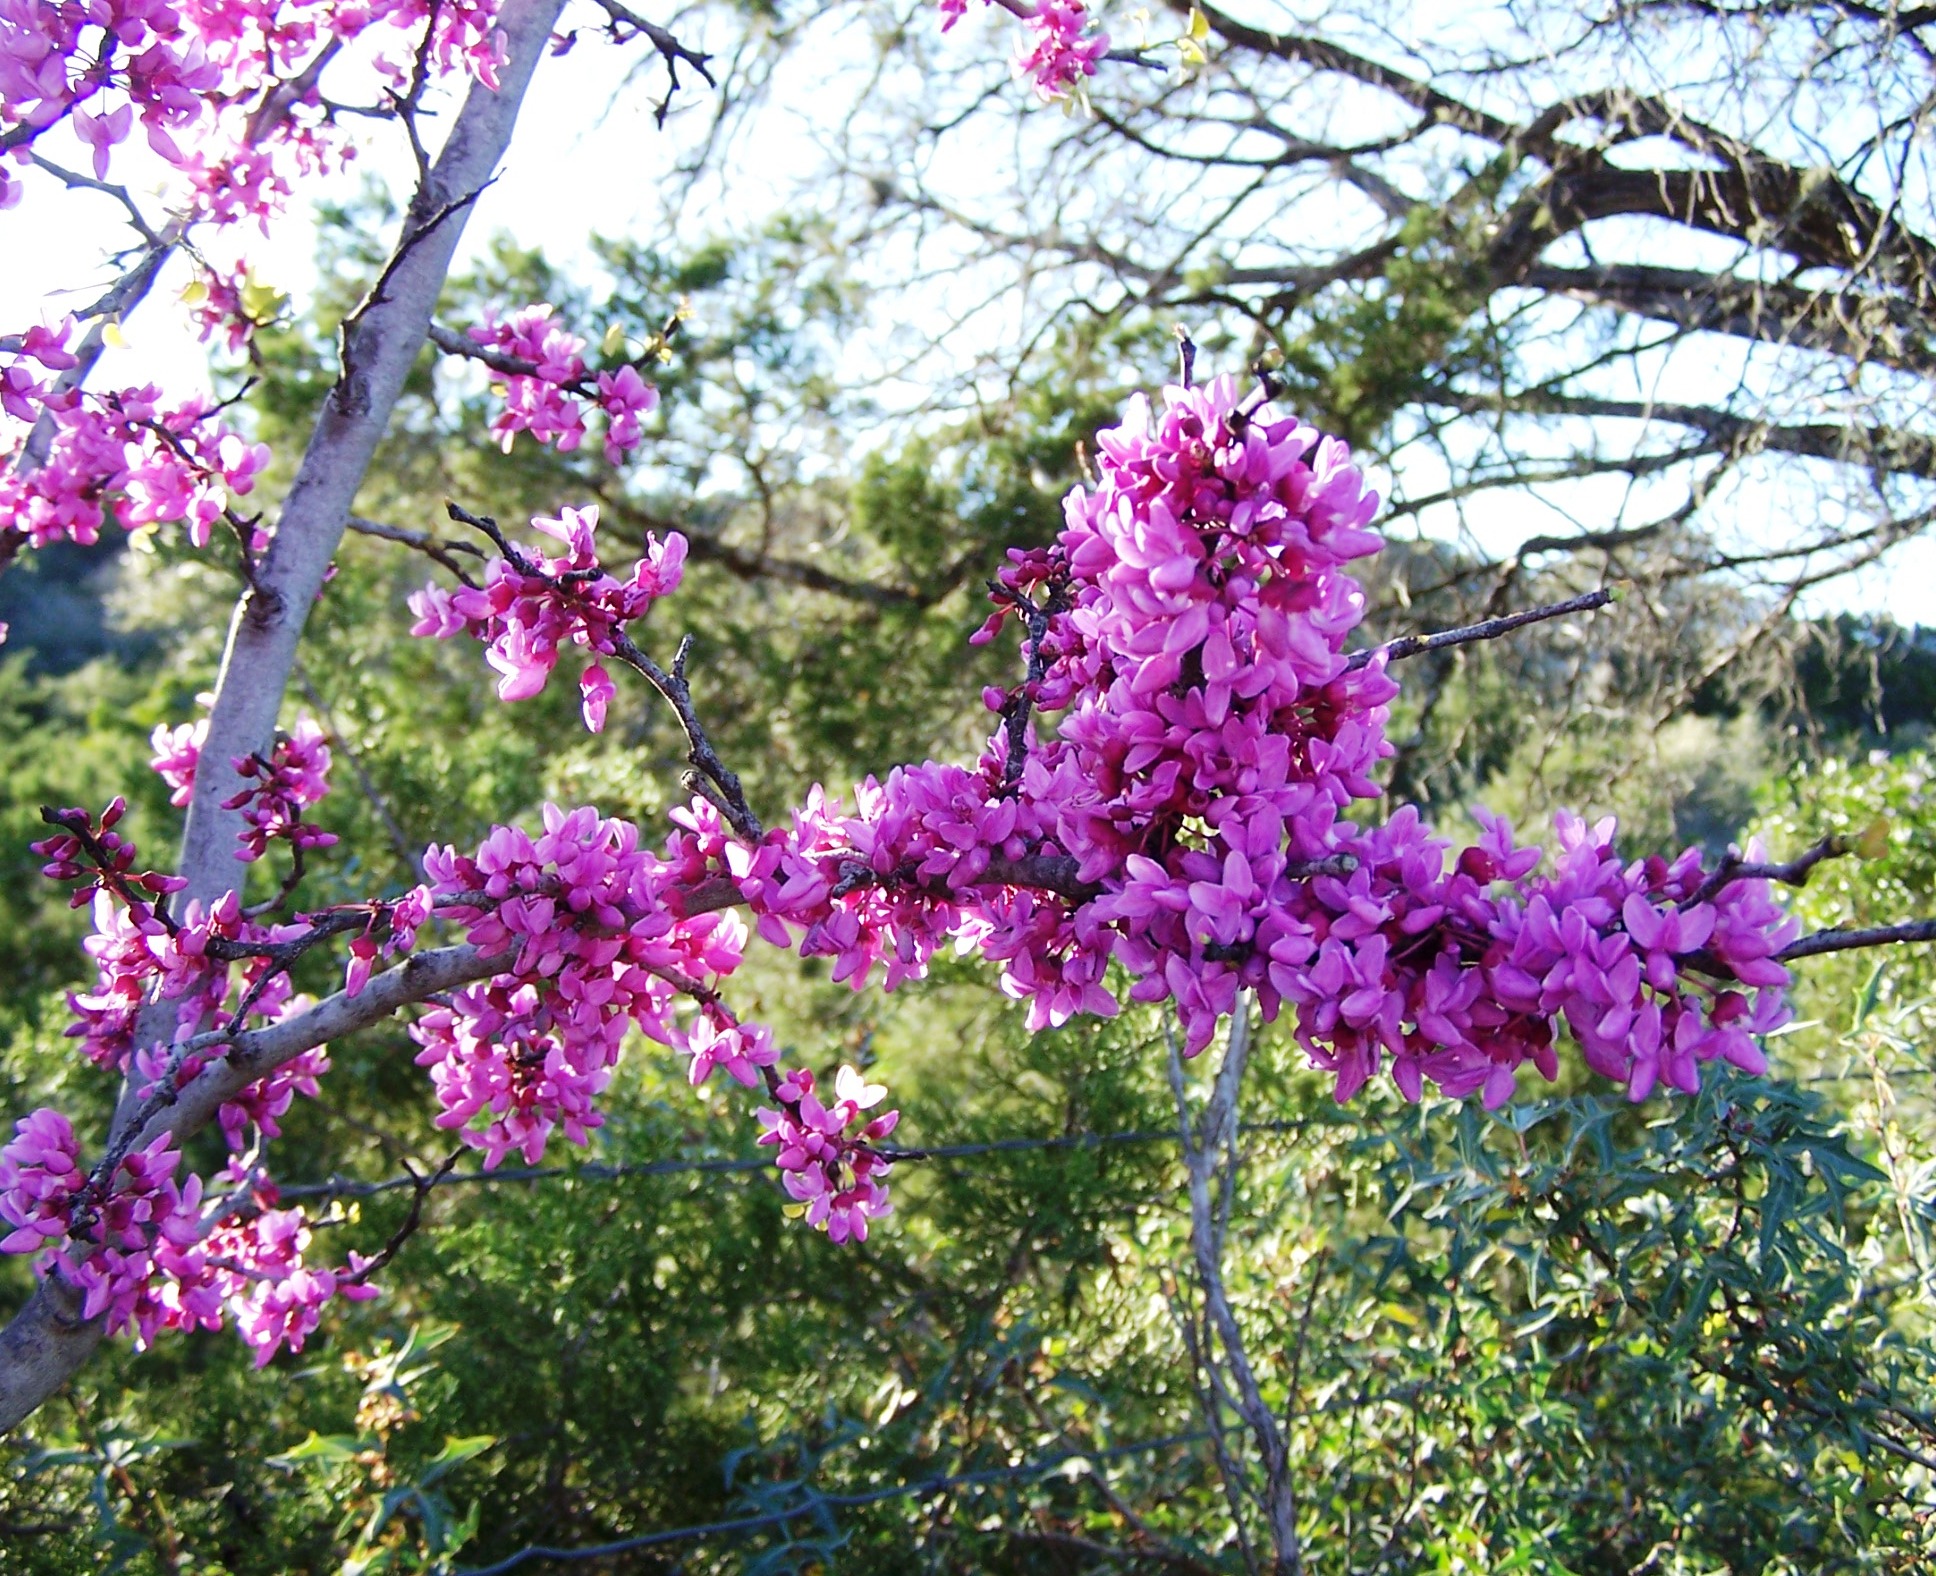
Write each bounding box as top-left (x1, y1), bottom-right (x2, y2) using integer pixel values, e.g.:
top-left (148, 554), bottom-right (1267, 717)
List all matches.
top-left (3, 0), bottom-right (1932, 630)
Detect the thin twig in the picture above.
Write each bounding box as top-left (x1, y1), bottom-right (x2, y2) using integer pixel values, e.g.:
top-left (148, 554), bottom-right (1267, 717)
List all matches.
top-left (610, 629), bottom-right (763, 840)
top-left (344, 1147), bottom-right (464, 1282)
top-left (586, 0), bottom-right (716, 125)
top-left (1169, 1002), bottom-right (1304, 1575)
top-left (27, 154), bottom-right (163, 244)
top-left (455, 1430), bottom-right (1214, 1575)
top-left (1345, 588), bottom-right (1616, 671)
top-left (1686, 832), bottom-right (1851, 907)
top-left (1777, 919), bottom-right (1936, 962)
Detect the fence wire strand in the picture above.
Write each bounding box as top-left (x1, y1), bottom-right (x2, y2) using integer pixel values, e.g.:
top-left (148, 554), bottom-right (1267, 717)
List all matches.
top-left (280, 1119), bottom-right (1319, 1202)
top-left (454, 1428), bottom-right (1214, 1575)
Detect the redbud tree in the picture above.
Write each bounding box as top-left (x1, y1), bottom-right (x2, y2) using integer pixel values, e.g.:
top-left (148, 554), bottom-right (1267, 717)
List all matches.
top-left (1, 0), bottom-right (1931, 1490)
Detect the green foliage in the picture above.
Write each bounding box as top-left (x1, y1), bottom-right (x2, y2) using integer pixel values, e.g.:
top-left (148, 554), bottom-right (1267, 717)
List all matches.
top-left (266, 1328), bottom-right (492, 1574)
top-left (1754, 749), bottom-right (1936, 1051)
top-left (1267, 200), bottom-right (1506, 449)
top-left (1780, 621), bottom-right (1936, 749)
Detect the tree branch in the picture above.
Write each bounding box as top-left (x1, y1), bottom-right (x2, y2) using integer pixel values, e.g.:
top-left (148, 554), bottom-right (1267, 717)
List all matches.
top-left (595, 492), bottom-right (941, 610)
top-left (1167, 1000), bottom-right (1302, 1574)
top-left (0, 0), bottom-right (572, 1440)
top-left (0, 937), bottom-right (511, 1433)
top-left (1518, 263), bottom-right (1936, 375)
top-left (1687, 833), bottom-right (1851, 907)
top-left (1345, 589), bottom-right (1616, 671)
top-left (586, 0), bottom-right (715, 126)
top-left (1421, 385), bottom-right (1936, 482)
top-left (1777, 919), bottom-right (1936, 962)
top-left (346, 514), bottom-right (486, 583)
top-left (176, 0), bottom-right (567, 917)
top-left (607, 628), bottom-right (764, 840)
top-left (1184, 0), bottom-right (1523, 144)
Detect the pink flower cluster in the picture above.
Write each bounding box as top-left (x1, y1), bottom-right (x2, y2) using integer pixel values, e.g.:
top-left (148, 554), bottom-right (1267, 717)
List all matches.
top-left (711, 374), bottom-right (1799, 1108)
top-left (223, 716), bottom-right (337, 861)
top-left (0, 319), bottom-right (78, 415)
top-left (0, 1117), bottom-right (204, 1342)
top-left (1256, 808), bottom-right (1796, 1108)
top-left (0, 1109), bottom-right (90, 1258)
top-left (401, 793), bottom-right (898, 1234)
top-left (33, 795), bottom-right (184, 911)
top-left (150, 715), bottom-right (207, 807)
top-left (398, 375), bottom-right (1800, 1248)
top-left (757, 1065), bottom-right (898, 1244)
top-left (408, 504), bottom-right (686, 730)
top-left (0, 0), bottom-right (503, 217)
top-left (464, 306), bottom-right (660, 466)
top-left (726, 377), bottom-right (1390, 1051)
top-left (1014, 0), bottom-right (1108, 99)
top-left (353, 0), bottom-right (506, 91)
top-left (411, 800), bottom-right (790, 1166)
top-left (0, 0), bottom-right (513, 589)
top-left (1, 1115), bottom-right (372, 1361)
top-left (34, 800), bottom-right (321, 1114)
top-left (196, 1188), bottom-right (380, 1367)
top-left (0, 325), bottom-right (270, 549)
top-left (32, 802), bottom-right (238, 1077)
top-left (68, 885), bottom-right (287, 1084)
top-left (934, 0), bottom-right (1107, 100)
top-left (8, 782), bottom-right (422, 1358)
top-left (151, 710), bottom-right (337, 860)
top-left (218, 1045), bottom-right (329, 1149)
top-left (187, 265), bottom-right (266, 354)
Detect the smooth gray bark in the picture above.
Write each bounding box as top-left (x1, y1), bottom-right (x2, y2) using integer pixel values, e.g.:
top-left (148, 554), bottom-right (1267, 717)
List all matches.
top-left (178, 0), bottom-right (566, 910)
top-left (0, 942), bottom-right (507, 1431)
top-left (0, 0), bottom-right (567, 1434)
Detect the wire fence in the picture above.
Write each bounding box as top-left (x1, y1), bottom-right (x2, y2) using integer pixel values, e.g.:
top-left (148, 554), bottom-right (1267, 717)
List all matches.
top-left (279, 1118), bottom-right (1321, 1202)
top-left (453, 1428), bottom-right (1214, 1575)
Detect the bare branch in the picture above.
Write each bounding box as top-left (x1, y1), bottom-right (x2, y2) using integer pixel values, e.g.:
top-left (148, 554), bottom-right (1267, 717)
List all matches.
top-left (1168, 1000), bottom-right (1303, 1574)
top-left (340, 1147), bottom-right (464, 1284)
top-left (1421, 385), bottom-right (1936, 482)
top-left (595, 493), bottom-right (941, 609)
top-left (608, 627), bottom-right (765, 841)
top-left (1345, 590), bottom-right (1616, 671)
top-left (1519, 263), bottom-right (1936, 375)
top-left (346, 514), bottom-right (486, 583)
top-left (26, 154), bottom-right (164, 245)
top-left (1778, 919), bottom-right (1936, 962)
top-left (1186, 0), bottom-right (1523, 144)
top-left (586, 0), bottom-right (716, 126)
top-left (1688, 833), bottom-right (1853, 907)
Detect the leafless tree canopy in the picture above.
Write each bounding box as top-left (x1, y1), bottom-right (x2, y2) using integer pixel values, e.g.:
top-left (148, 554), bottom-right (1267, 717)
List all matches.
top-left (745, 0), bottom-right (1934, 784)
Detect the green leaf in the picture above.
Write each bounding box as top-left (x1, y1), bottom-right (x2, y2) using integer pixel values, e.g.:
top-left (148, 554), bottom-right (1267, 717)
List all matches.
top-left (269, 1432), bottom-right (366, 1469)
top-left (418, 1435), bottom-right (496, 1487)
top-left (239, 272), bottom-right (288, 323)
top-left (1854, 961), bottom-right (1887, 1031)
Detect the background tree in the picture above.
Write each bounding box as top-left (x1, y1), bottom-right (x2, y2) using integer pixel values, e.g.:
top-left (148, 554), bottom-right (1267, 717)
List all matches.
top-left (799, 0), bottom-right (1936, 810)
